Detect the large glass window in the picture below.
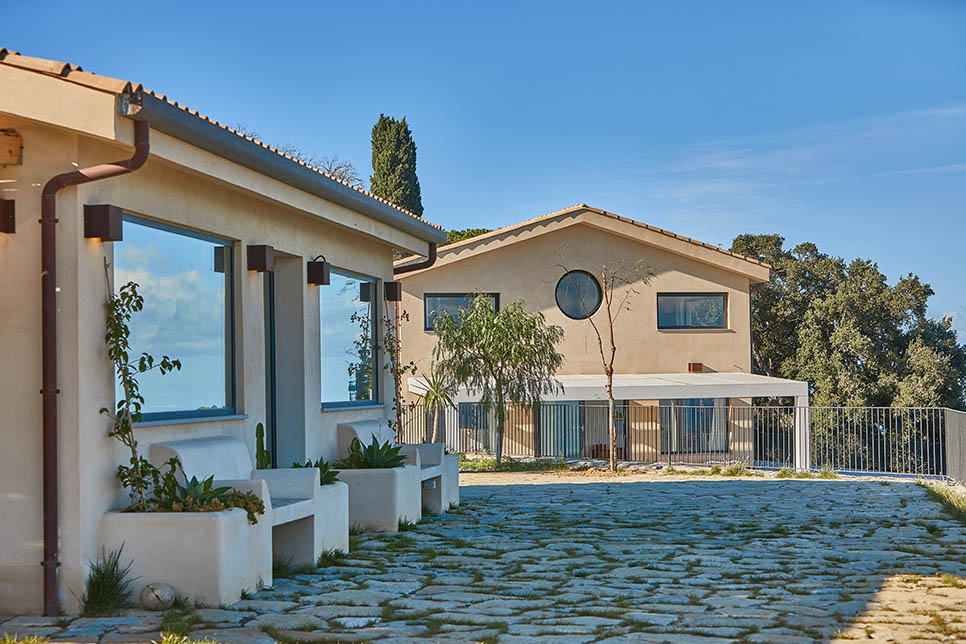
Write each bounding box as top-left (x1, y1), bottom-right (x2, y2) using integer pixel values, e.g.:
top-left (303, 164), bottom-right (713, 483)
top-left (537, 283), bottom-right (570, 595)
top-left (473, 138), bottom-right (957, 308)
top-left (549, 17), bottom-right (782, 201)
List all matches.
top-left (660, 398), bottom-right (728, 453)
top-left (657, 293), bottom-right (726, 329)
top-left (424, 293), bottom-right (499, 331)
top-left (555, 270), bottom-right (602, 320)
top-left (321, 270), bottom-right (377, 406)
top-left (114, 216), bottom-right (234, 418)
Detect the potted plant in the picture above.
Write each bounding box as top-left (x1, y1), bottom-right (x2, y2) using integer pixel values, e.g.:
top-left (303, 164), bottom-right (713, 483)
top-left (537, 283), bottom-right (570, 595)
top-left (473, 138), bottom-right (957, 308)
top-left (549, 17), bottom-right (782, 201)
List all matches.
top-left (333, 436), bottom-right (421, 532)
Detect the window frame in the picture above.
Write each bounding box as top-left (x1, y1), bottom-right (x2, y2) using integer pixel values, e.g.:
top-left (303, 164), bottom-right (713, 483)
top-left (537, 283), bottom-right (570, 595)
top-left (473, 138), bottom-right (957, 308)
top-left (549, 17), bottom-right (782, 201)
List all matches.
top-left (319, 267), bottom-right (380, 409)
top-left (656, 292), bottom-right (728, 330)
top-left (555, 269), bottom-right (603, 320)
top-left (423, 292), bottom-right (500, 332)
top-left (119, 214), bottom-right (238, 422)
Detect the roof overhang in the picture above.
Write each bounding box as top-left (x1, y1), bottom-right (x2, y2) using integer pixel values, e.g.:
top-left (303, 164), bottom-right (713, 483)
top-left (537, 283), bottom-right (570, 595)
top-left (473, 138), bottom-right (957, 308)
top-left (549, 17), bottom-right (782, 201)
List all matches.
top-left (394, 206), bottom-right (771, 282)
top-left (408, 372), bottom-right (809, 403)
top-left (120, 90), bottom-right (445, 245)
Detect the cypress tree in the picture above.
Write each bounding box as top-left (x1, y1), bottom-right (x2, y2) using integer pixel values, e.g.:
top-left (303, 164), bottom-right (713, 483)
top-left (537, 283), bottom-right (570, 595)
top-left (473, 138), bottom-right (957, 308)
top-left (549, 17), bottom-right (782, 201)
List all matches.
top-left (370, 114), bottom-right (424, 217)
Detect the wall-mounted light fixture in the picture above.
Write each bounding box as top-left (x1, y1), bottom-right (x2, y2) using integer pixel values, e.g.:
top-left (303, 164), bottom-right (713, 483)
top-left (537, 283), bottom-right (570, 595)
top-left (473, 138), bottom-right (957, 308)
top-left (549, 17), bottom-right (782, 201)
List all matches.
top-left (384, 281), bottom-right (402, 301)
top-left (0, 198), bottom-right (14, 234)
top-left (360, 283), bottom-right (372, 302)
top-left (247, 244), bottom-right (275, 272)
top-left (83, 204), bottom-right (123, 241)
top-left (307, 255), bottom-right (330, 285)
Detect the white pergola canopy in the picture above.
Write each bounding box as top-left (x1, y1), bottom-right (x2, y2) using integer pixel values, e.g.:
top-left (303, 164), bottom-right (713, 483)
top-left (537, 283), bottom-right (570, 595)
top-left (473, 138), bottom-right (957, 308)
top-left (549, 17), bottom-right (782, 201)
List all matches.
top-left (408, 372), bottom-right (809, 404)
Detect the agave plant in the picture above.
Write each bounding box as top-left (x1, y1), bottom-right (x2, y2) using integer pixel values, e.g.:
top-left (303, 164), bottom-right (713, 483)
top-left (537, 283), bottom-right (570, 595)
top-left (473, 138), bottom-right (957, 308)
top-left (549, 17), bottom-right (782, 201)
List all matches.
top-left (341, 436), bottom-right (406, 469)
top-left (293, 457), bottom-right (341, 485)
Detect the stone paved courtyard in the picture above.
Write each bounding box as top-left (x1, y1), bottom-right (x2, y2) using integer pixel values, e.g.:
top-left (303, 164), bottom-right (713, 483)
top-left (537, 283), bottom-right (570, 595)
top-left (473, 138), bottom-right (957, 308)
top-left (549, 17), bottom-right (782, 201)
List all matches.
top-left (3, 475), bottom-right (966, 643)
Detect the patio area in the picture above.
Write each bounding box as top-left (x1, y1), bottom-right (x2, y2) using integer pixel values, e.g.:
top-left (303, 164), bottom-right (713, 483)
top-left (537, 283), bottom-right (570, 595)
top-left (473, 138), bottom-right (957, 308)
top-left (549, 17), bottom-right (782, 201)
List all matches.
top-left (3, 474), bottom-right (966, 643)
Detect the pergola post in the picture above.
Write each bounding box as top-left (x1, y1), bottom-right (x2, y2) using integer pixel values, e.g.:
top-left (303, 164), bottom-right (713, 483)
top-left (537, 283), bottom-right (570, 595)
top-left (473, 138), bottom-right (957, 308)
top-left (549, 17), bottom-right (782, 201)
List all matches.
top-left (794, 394), bottom-right (811, 471)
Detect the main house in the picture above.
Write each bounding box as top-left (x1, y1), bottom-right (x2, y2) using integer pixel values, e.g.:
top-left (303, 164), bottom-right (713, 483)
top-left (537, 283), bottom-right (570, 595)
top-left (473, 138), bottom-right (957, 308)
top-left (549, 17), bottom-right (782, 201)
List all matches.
top-left (0, 48), bottom-right (444, 613)
top-left (394, 205), bottom-right (808, 462)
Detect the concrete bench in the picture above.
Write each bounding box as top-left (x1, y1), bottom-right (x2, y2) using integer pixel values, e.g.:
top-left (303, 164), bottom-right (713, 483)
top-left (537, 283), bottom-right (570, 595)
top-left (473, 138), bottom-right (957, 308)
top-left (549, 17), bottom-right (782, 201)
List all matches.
top-left (337, 420), bottom-right (459, 521)
top-left (149, 436), bottom-right (348, 567)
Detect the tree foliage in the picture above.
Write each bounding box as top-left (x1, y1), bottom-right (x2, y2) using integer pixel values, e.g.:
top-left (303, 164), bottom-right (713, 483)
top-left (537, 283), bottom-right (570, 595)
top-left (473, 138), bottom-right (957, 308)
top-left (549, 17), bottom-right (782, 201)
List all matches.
top-left (433, 294), bottom-right (564, 463)
top-left (444, 228), bottom-right (492, 246)
top-left (370, 114), bottom-right (423, 217)
top-left (732, 234), bottom-right (966, 409)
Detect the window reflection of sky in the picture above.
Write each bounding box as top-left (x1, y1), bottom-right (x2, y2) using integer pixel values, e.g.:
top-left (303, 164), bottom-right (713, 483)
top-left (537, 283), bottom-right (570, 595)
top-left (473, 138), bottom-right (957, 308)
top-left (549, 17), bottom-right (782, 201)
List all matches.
top-left (321, 271), bottom-right (375, 403)
top-left (113, 220), bottom-right (230, 414)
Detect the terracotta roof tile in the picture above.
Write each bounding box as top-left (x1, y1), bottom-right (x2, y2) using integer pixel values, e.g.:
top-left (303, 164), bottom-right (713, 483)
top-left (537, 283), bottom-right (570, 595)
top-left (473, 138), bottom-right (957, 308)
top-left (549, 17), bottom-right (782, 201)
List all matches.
top-left (397, 203), bottom-right (772, 271)
top-left (0, 47), bottom-right (441, 231)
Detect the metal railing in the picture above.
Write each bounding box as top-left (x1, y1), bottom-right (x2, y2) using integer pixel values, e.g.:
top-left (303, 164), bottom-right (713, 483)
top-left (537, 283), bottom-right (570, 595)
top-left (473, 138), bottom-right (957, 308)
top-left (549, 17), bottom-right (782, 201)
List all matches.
top-left (398, 402), bottom-right (957, 478)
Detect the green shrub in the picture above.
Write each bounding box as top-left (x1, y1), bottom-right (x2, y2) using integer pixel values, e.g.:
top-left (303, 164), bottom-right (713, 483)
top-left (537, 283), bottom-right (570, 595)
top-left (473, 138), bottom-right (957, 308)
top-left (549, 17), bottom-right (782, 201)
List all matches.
top-left (293, 458), bottom-right (340, 484)
top-left (458, 454), bottom-right (569, 472)
top-left (79, 546), bottom-right (135, 617)
top-left (723, 464), bottom-right (748, 476)
top-left (336, 437), bottom-right (406, 469)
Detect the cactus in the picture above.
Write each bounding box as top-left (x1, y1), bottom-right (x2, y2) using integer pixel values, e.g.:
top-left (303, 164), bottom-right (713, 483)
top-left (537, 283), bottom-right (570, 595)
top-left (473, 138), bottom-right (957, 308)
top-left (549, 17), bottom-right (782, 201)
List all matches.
top-left (255, 422), bottom-right (272, 469)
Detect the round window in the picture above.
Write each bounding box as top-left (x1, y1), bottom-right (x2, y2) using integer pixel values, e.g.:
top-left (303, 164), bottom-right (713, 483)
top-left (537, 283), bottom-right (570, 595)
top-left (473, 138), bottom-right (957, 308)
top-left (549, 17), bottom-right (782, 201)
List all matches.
top-left (555, 270), bottom-right (602, 320)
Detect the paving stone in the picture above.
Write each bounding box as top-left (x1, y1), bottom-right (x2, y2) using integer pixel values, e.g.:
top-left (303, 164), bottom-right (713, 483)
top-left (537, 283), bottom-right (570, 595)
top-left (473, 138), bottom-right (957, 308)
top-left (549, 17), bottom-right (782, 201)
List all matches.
top-left (100, 631), bottom-right (164, 643)
top-left (224, 599), bottom-right (300, 611)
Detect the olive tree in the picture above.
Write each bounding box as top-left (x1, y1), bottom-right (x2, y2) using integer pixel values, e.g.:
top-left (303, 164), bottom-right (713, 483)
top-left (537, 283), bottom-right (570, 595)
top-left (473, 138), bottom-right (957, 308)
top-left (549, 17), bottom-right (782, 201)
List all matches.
top-left (433, 294), bottom-right (564, 464)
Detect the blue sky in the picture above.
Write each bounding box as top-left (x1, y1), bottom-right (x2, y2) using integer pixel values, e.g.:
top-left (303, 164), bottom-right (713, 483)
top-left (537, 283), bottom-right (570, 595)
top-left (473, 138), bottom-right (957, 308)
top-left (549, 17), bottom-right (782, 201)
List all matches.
top-left (5, 0), bottom-right (965, 333)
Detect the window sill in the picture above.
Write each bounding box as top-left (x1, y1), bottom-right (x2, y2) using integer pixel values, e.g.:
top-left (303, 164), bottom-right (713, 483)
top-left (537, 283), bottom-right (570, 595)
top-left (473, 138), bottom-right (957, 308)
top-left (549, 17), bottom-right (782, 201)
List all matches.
top-left (657, 328), bottom-right (734, 333)
top-left (134, 413), bottom-right (248, 428)
top-left (321, 403), bottom-right (387, 413)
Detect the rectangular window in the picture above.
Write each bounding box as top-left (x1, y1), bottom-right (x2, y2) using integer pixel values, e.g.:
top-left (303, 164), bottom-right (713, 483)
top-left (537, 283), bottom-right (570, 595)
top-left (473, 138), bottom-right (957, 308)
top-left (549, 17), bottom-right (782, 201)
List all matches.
top-left (321, 270), bottom-right (377, 406)
top-left (114, 216), bottom-right (235, 419)
top-left (660, 398), bottom-right (728, 453)
top-left (657, 293), bottom-right (727, 329)
top-left (424, 293), bottom-right (499, 331)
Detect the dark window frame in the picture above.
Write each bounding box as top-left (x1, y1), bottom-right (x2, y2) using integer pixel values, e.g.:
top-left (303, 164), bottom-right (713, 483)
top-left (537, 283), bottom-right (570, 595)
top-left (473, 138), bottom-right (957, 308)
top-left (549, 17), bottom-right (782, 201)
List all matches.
top-left (423, 292), bottom-right (500, 331)
top-left (656, 292), bottom-right (728, 330)
top-left (119, 214), bottom-right (237, 422)
top-left (320, 267), bottom-right (380, 408)
top-left (555, 269), bottom-right (603, 320)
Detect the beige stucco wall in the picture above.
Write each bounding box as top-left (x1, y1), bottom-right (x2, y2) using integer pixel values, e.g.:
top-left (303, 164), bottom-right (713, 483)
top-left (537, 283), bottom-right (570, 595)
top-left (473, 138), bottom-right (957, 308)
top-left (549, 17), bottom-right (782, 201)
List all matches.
top-left (0, 107), bottom-right (402, 613)
top-left (398, 220), bottom-right (755, 380)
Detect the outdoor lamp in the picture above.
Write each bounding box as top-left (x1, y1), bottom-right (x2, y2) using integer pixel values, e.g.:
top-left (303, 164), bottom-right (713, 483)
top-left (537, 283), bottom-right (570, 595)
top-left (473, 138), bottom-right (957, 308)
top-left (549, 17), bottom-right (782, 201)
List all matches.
top-left (0, 199), bottom-right (13, 233)
top-left (384, 281), bottom-right (403, 301)
top-left (83, 204), bottom-right (123, 241)
top-left (307, 254), bottom-right (330, 285)
top-left (247, 244), bottom-right (275, 272)
top-left (360, 283), bottom-right (372, 302)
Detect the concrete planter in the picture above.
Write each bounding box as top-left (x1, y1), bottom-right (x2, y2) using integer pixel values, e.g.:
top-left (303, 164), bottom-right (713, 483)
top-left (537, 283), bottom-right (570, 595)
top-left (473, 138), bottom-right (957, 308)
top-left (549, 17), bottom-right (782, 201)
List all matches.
top-left (100, 507), bottom-right (270, 606)
top-left (337, 465), bottom-right (421, 532)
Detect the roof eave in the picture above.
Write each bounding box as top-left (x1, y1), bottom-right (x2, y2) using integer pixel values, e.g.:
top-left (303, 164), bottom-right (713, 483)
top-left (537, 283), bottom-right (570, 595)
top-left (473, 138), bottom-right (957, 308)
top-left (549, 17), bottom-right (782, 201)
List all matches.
top-left (119, 90), bottom-right (445, 245)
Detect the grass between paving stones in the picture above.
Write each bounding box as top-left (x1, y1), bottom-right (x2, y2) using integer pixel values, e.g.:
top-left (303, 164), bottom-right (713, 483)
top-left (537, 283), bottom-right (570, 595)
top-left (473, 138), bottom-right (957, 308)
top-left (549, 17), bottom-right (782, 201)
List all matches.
top-left (919, 480), bottom-right (966, 524)
top-left (159, 606), bottom-right (204, 636)
top-left (1, 638), bottom-right (50, 644)
top-left (458, 454), bottom-right (570, 472)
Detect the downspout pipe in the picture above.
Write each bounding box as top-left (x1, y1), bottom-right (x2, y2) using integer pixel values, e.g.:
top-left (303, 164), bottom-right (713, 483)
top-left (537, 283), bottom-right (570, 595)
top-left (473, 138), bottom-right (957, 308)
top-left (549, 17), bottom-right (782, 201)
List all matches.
top-left (392, 243), bottom-right (437, 276)
top-left (40, 120), bottom-right (150, 616)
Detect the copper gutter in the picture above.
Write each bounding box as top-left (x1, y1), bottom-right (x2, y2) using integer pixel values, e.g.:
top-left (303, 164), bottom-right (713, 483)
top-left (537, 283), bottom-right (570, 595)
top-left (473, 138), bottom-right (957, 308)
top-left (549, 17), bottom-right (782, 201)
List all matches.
top-left (392, 242), bottom-right (437, 276)
top-left (40, 120), bottom-right (150, 616)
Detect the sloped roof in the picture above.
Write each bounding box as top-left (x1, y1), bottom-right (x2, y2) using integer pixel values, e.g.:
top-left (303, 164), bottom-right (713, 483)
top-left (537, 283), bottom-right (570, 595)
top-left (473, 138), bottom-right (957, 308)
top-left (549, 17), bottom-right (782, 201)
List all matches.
top-left (0, 47), bottom-right (443, 238)
top-left (395, 204), bottom-right (773, 280)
